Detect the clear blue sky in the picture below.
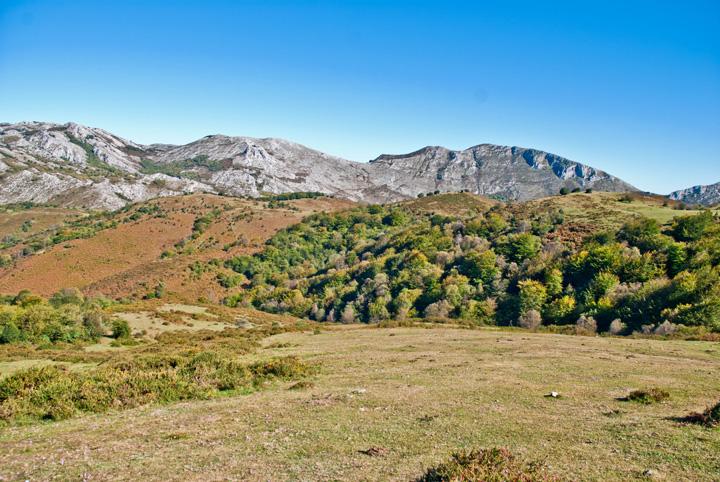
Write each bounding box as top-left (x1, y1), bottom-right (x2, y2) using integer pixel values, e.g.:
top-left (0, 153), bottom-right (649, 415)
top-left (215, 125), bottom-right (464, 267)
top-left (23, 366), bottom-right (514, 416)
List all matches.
top-left (1, 0), bottom-right (718, 193)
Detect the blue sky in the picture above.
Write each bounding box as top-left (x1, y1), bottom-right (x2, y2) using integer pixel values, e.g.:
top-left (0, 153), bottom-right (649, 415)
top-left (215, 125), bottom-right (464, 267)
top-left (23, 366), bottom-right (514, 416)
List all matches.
top-left (1, 0), bottom-right (718, 194)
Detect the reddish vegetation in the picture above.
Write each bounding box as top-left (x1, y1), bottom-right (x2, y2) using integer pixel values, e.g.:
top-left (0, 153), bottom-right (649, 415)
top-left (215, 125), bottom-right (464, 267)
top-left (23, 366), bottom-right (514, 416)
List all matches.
top-left (0, 194), bottom-right (354, 301)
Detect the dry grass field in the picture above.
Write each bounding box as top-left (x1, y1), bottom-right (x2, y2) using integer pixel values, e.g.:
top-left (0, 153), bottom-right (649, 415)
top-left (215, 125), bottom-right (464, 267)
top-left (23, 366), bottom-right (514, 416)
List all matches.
top-left (1, 324), bottom-right (717, 481)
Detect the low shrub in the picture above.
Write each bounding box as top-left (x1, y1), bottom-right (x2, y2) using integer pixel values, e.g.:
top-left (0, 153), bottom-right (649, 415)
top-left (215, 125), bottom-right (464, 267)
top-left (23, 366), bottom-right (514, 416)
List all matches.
top-left (625, 388), bottom-right (670, 404)
top-left (415, 447), bottom-right (559, 482)
top-left (608, 319), bottom-right (625, 335)
top-left (575, 315), bottom-right (597, 335)
top-left (518, 310), bottom-right (542, 330)
top-left (680, 400), bottom-right (720, 428)
top-left (111, 319), bottom-right (131, 339)
top-left (0, 353), bottom-right (313, 423)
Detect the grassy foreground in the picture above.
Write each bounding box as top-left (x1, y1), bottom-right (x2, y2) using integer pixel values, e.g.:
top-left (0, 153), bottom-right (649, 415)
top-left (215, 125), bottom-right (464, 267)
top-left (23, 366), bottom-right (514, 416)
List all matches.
top-left (0, 325), bottom-right (718, 481)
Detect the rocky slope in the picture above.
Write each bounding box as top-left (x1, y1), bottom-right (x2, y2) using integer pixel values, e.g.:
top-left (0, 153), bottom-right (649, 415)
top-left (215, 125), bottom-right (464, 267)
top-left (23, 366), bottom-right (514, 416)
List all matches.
top-left (668, 182), bottom-right (720, 206)
top-left (369, 144), bottom-right (636, 201)
top-left (0, 121), bottom-right (636, 209)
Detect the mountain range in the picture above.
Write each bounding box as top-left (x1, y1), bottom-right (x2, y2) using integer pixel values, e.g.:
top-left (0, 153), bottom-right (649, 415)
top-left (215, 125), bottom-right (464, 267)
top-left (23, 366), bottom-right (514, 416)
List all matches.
top-left (0, 121), bottom-right (713, 209)
top-left (669, 182), bottom-right (720, 207)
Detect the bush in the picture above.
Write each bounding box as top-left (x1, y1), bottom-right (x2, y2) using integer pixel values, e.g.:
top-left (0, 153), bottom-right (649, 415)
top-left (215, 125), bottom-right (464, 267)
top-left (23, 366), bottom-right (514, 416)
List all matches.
top-left (575, 315), bottom-right (597, 335)
top-left (111, 319), bottom-right (131, 339)
top-left (608, 319), bottom-right (625, 335)
top-left (625, 388), bottom-right (670, 404)
top-left (0, 354), bottom-right (313, 422)
top-left (0, 322), bottom-right (21, 343)
top-left (518, 310), bottom-right (542, 330)
top-left (654, 321), bottom-right (678, 336)
top-left (415, 447), bottom-right (558, 482)
top-left (681, 400), bottom-right (720, 428)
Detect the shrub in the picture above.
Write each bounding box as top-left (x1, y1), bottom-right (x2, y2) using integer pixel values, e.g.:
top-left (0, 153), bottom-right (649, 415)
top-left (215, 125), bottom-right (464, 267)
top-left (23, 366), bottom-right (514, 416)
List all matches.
top-left (681, 400), bottom-right (720, 428)
top-left (415, 447), bottom-right (558, 482)
top-left (424, 299), bottom-right (453, 319)
top-left (49, 288), bottom-right (84, 307)
top-left (608, 319), bottom-right (625, 335)
top-left (575, 315), bottom-right (597, 335)
top-left (0, 322), bottom-right (21, 343)
top-left (626, 388), bottom-right (670, 404)
top-left (518, 310), bottom-right (542, 330)
top-left (0, 354), bottom-right (312, 423)
top-left (340, 305), bottom-right (355, 324)
top-left (654, 321), bottom-right (677, 336)
top-left (111, 319), bottom-right (131, 339)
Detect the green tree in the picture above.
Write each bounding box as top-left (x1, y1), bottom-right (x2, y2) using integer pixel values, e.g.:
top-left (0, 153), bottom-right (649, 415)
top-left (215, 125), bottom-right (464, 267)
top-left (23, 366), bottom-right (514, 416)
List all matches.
top-left (518, 279), bottom-right (547, 315)
top-left (671, 211), bottom-right (714, 242)
top-left (502, 233), bottom-right (541, 263)
top-left (457, 249), bottom-right (498, 286)
top-left (544, 268), bottom-right (563, 297)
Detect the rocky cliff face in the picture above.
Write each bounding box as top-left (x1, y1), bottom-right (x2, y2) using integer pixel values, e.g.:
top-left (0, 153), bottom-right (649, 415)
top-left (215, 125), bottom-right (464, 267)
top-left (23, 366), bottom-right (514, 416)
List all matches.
top-left (668, 182), bottom-right (720, 206)
top-left (0, 121), bottom-right (636, 209)
top-left (367, 144), bottom-right (635, 201)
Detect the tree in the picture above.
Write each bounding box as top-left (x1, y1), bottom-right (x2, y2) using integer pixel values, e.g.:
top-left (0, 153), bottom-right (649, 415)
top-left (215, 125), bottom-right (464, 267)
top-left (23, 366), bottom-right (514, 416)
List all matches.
top-left (459, 298), bottom-right (496, 325)
top-left (544, 268), bottom-right (563, 297)
top-left (502, 233), bottom-right (541, 263)
top-left (518, 279), bottom-right (547, 315)
top-left (368, 295), bottom-right (391, 322)
top-left (458, 250), bottom-right (498, 286)
top-left (394, 288), bottom-right (422, 319)
top-left (559, 187), bottom-right (570, 195)
top-left (544, 295), bottom-right (576, 324)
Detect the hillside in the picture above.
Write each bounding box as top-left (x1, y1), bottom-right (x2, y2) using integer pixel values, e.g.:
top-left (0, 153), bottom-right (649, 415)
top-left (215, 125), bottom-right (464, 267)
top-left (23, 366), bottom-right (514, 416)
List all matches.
top-left (0, 192), bottom-right (718, 482)
top-left (0, 194), bottom-right (354, 299)
top-left (221, 191), bottom-right (719, 333)
top-left (669, 181), bottom-right (720, 206)
top-left (1, 121), bottom-right (635, 209)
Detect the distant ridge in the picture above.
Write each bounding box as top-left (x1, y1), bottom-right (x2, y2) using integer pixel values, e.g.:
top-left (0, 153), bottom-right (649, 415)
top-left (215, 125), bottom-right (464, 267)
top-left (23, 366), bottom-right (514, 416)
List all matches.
top-left (0, 121), bottom-right (636, 209)
top-left (669, 182), bottom-right (720, 206)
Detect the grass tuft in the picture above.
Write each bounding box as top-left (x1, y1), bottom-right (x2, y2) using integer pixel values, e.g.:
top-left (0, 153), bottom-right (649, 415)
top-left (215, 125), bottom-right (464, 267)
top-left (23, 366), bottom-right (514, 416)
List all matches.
top-left (415, 447), bottom-right (560, 482)
top-left (624, 388), bottom-right (670, 404)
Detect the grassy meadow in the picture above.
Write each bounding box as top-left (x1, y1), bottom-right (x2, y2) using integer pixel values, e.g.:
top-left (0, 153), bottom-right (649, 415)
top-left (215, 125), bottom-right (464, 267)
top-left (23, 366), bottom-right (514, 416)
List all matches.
top-left (0, 324), bottom-right (718, 481)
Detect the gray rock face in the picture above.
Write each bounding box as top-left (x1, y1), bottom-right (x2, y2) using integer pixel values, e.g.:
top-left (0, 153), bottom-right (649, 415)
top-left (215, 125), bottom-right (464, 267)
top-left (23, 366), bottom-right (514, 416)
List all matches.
top-left (367, 144), bottom-right (635, 201)
top-left (0, 121), bottom-right (636, 209)
top-left (668, 182), bottom-right (720, 206)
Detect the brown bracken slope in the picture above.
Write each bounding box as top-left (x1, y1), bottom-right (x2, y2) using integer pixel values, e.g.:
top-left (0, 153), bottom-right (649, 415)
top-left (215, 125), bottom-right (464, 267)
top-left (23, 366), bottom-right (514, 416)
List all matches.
top-left (0, 194), bottom-right (354, 301)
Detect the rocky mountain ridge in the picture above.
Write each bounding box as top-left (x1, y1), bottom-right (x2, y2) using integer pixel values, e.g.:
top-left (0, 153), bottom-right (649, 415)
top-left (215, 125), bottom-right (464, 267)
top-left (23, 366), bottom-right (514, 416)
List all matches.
top-left (0, 121), bottom-right (636, 209)
top-left (669, 182), bottom-right (720, 206)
